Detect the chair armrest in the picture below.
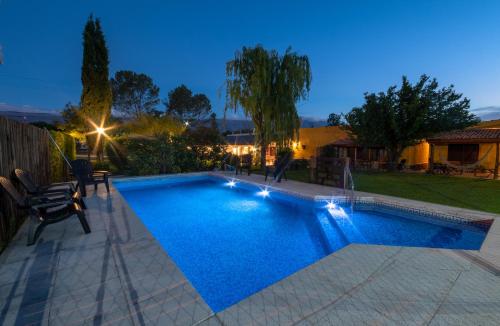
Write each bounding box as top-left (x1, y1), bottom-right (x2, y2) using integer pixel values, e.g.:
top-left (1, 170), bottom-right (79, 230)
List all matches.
top-left (29, 193), bottom-right (71, 205)
top-left (45, 182), bottom-right (76, 191)
top-left (93, 170), bottom-right (110, 175)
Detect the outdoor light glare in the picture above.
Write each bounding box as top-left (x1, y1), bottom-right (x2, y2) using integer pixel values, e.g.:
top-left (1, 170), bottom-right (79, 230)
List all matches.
top-left (326, 201), bottom-right (336, 210)
top-left (96, 127), bottom-right (105, 135)
top-left (257, 188), bottom-right (270, 197)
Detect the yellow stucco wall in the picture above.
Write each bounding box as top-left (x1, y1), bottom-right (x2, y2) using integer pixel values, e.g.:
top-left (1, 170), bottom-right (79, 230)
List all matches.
top-left (293, 126), bottom-right (349, 159)
top-left (432, 143), bottom-right (498, 169)
top-left (478, 144), bottom-right (498, 169)
top-left (400, 142), bottom-right (430, 167)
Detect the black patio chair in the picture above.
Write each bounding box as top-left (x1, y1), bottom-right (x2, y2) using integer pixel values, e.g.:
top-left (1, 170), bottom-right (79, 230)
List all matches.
top-left (70, 159), bottom-right (110, 197)
top-left (0, 176), bottom-right (90, 246)
top-left (14, 168), bottom-right (86, 209)
top-left (236, 154), bottom-right (253, 176)
top-left (265, 152), bottom-right (293, 183)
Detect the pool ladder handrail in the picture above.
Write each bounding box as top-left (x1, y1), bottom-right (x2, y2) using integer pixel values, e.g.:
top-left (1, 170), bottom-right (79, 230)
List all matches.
top-left (343, 161), bottom-right (355, 211)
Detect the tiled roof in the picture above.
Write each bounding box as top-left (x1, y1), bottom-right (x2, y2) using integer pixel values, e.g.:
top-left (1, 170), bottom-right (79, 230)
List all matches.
top-left (428, 128), bottom-right (500, 143)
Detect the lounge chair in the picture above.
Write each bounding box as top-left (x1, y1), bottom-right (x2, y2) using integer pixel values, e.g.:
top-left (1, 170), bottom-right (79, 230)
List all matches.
top-left (0, 176), bottom-right (90, 245)
top-left (265, 152), bottom-right (293, 183)
top-left (70, 159), bottom-right (110, 197)
top-left (14, 168), bottom-right (86, 209)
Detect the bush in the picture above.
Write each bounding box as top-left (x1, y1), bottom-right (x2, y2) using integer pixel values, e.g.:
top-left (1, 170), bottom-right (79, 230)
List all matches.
top-left (105, 140), bottom-right (128, 172)
top-left (107, 133), bottom-right (225, 176)
top-left (49, 131), bottom-right (76, 182)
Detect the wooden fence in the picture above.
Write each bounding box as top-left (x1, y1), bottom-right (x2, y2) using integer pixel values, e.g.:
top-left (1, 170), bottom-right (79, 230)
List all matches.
top-left (0, 116), bottom-right (51, 249)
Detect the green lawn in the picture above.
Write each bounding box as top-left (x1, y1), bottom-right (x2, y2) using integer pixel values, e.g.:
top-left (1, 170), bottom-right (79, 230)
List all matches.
top-left (276, 169), bottom-right (500, 214)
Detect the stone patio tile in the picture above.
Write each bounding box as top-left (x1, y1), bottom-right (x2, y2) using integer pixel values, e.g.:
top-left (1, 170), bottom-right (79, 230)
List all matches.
top-left (51, 255), bottom-right (120, 296)
top-left (0, 305), bottom-right (49, 326)
top-left (0, 257), bottom-right (56, 314)
top-left (443, 267), bottom-right (500, 303)
top-left (388, 247), bottom-right (472, 272)
top-left (0, 254), bottom-right (55, 288)
top-left (0, 236), bottom-right (61, 265)
top-left (194, 315), bottom-right (223, 325)
top-left (59, 228), bottom-right (109, 250)
top-left (428, 301), bottom-right (500, 326)
top-left (298, 295), bottom-right (437, 326)
top-left (56, 243), bottom-right (111, 268)
top-left (351, 258), bottom-right (461, 303)
top-left (297, 295), bottom-right (399, 326)
top-left (49, 293), bottom-right (132, 326)
top-left (217, 284), bottom-right (304, 326)
top-left (134, 290), bottom-right (212, 326)
top-left (48, 277), bottom-right (125, 312)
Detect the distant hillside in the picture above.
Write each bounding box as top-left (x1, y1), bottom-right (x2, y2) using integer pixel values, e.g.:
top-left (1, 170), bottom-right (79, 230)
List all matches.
top-left (477, 119), bottom-right (500, 128)
top-left (472, 106), bottom-right (500, 121)
top-left (0, 107), bottom-right (328, 131)
top-left (217, 117), bottom-right (327, 132)
top-left (0, 110), bottom-right (63, 124)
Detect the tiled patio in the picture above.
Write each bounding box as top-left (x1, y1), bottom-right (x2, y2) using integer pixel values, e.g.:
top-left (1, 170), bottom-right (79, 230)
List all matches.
top-left (1, 173), bottom-right (499, 325)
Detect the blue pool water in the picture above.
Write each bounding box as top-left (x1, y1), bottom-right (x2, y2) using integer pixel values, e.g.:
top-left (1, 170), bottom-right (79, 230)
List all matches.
top-left (114, 175), bottom-right (490, 312)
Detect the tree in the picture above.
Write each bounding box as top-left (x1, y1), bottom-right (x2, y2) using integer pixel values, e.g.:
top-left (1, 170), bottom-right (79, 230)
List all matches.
top-left (225, 45), bottom-right (311, 168)
top-left (345, 75), bottom-right (479, 169)
top-left (164, 85), bottom-right (212, 122)
top-left (327, 113), bottom-right (344, 126)
top-left (111, 70), bottom-right (160, 118)
top-left (60, 102), bottom-right (84, 131)
top-left (123, 114), bottom-right (185, 138)
top-left (80, 15), bottom-right (112, 161)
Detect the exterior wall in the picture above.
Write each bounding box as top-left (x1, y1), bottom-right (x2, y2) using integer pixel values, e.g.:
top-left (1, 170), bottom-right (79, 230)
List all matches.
top-left (225, 143), bottom-right (277, 166)
top-left (400, 141), bottom-right (430, 168)
top-left (478, 143), bottom-right (498, 169)
top-left (433, 144), bottom-right (448, 164)
top-left (293, 126), bottom-right (350, 159)
top-left (432, 143), bottom-right (498, 169)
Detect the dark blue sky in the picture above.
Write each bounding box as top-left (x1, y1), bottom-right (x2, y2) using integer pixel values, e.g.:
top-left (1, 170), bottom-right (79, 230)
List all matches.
top-left (1, 0), bottom-right (500, 119)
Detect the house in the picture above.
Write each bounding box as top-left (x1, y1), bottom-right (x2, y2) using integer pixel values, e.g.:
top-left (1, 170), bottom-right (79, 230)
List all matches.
top-left (292, 126), bottom-right (349, 159)
top-left (225, 133), bottom-right (277, 166)
top-left (225, 126), bottom-right (429, 169)
top-left (225, 126), bottom-right (500, 179)
top-left (225, 126), bottom-right (349, 166)
top-left (427, 128), bottom-right (500, 178)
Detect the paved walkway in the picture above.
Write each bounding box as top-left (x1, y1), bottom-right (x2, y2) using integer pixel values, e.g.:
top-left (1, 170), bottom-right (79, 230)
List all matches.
top-left (0, 184), bottom-right (212, 326)
top-left (1, 173), bottom-right (499, 325)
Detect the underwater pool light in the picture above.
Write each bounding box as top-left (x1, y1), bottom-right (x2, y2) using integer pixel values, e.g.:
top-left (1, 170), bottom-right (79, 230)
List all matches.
top-left (326, 201), bottom-right (336, 210)
top-left (257, 187), bottom-right (270, 197)
top-left (226, 179), bottom-right (236, 188)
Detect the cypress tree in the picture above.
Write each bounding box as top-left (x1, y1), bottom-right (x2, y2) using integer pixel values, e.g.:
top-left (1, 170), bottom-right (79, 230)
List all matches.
top-left (80, 15), bottom-right (112, 161)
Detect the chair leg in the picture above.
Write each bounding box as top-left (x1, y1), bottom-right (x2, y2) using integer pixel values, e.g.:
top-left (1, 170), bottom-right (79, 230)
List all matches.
top-left (79, 179), bottom-right (87, 197)
top-left (76, 209), bottom-right (91, 234)
top-left (105, 180), bottom-right (110, 193)
top-left (79, 197), bottom-right (87, 209)
top-left (94, 183), bottom-right (98, 191)
top-left (27, 214), bottom-right (46, 246)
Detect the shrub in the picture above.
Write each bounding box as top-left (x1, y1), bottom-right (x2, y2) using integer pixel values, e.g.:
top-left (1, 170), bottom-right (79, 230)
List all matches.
top-left (105, 140), bottom-right (128, 173)
top-left (49, 131), bottom-right (76, 182)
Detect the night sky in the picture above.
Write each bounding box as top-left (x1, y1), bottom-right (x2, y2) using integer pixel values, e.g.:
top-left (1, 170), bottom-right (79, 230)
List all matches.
top-left (1, 0), bottom-right (500, 119)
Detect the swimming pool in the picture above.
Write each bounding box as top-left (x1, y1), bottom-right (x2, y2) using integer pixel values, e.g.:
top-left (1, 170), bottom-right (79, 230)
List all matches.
top-left (114, 175), bottom-right (491, 312)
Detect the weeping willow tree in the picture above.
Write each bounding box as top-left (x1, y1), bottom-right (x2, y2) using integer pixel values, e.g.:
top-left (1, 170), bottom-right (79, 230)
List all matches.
top-left (225, 45), bottom-right (311, 169)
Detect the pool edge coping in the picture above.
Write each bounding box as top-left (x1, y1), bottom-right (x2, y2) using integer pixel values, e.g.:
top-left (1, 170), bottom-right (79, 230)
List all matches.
top-left (109, 172), bottom-right (500, 315)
